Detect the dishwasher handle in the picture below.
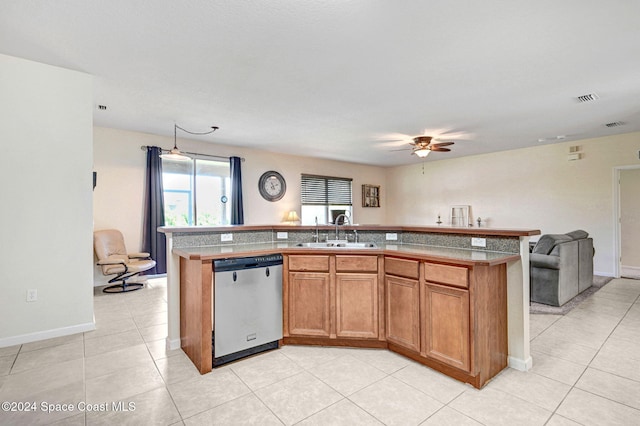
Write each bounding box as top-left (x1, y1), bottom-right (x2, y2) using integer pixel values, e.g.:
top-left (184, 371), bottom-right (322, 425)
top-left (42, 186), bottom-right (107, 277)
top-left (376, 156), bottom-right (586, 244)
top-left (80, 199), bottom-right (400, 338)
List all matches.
top-left (230, 267), bottom-right (276, 282)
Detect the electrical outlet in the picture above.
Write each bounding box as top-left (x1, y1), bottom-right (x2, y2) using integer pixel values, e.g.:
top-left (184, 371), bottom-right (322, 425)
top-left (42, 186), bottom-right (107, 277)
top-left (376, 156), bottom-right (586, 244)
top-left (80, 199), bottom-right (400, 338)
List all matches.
top-left (385, 233), bottom-right (398, 241)
top-left (220, 233), bottom-right (233, 242)
top-left (276, 232), bottom-right (288, 239)
top-left (26, 289), bottom-right (37, 302)
top-left (471, 237), bottom-right (486, 248)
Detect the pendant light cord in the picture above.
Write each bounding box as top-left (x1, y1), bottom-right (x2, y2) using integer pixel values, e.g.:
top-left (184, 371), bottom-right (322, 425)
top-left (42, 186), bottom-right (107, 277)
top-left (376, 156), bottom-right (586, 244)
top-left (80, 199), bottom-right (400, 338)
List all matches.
top-left (175, 124), bottom-right (219, 136)
top-left (173, 124), bottom-right (219, 149)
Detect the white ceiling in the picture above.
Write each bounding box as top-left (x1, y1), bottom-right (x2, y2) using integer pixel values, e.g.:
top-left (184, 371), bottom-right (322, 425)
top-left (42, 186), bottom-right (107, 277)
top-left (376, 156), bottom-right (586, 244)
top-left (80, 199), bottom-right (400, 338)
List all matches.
top-left (2, 1), bottom-right (639, 166)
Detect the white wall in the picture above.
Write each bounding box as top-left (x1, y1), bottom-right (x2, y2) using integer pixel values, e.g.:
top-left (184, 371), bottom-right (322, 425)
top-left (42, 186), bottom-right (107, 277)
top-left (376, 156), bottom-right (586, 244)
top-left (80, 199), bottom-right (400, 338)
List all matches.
top-left (93, 127), bottom-right (387, 283)
top-left (0, 54), bottom-right (94, 344)
top-left (386, 132), bottom-right (640, 276)
top-left (620, 167), bottom-right (640, 271)
top-left (94, 128), bottom-right (640, 279)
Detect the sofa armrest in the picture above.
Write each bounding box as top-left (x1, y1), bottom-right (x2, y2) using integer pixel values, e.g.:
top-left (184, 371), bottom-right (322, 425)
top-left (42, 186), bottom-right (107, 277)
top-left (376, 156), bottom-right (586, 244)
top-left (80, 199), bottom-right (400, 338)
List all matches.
top-left (530, 253), bottom-right (560, 270)
top-left (128, 252), bottom-right (151, 259)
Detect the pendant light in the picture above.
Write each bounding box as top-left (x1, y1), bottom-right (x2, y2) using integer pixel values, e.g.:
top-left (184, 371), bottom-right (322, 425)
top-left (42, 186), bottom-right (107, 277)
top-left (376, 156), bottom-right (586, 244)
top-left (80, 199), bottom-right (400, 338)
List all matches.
top-left (160, 124), bottom-right (219, 161)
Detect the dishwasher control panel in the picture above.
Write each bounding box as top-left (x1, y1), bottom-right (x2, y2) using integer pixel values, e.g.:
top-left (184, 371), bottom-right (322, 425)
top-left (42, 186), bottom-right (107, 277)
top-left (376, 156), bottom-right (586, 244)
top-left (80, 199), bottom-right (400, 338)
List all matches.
top-left (214, 254), bottom-right (283, 272)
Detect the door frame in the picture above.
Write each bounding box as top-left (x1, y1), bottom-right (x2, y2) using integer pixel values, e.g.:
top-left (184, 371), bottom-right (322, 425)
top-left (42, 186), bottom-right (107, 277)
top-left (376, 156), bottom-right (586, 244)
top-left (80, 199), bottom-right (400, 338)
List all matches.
top-left (613, 165), bottom-right (640, 278)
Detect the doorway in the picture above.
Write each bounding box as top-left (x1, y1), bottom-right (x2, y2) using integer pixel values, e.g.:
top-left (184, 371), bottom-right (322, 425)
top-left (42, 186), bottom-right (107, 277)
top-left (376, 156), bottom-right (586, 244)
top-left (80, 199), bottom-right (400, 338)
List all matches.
top-left (615, 166), bottom-right (640, 278)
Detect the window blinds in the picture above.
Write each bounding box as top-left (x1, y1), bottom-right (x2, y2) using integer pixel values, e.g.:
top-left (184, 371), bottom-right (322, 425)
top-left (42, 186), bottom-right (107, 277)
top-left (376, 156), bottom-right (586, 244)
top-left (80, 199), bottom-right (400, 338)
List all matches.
top-left (301, 174), bottom-right (352, 205)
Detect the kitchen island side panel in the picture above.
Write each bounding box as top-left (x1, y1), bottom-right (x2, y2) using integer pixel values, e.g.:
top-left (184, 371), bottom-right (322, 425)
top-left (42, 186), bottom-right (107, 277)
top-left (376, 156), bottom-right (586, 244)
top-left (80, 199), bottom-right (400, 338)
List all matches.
top-left (180, 257), bottom-right (213, 374)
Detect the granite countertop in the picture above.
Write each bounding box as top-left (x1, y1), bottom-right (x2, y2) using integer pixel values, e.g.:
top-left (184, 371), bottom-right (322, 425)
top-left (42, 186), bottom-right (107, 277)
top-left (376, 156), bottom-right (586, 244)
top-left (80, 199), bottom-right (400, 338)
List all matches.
top-left (161, 224), bottom-right (540, 237)
top-left (173, 242), bottom-right (521, 266)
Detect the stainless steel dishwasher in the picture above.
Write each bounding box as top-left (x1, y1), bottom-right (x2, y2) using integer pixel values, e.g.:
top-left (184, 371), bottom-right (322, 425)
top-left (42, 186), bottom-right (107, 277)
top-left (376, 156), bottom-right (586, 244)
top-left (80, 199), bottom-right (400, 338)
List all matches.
top-left (212, 254), bottom-right (283, 366)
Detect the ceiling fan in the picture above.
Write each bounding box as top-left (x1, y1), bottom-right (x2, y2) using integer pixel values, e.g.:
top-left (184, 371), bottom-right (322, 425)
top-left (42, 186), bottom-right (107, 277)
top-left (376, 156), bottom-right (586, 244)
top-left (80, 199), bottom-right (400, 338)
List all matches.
top-left (392, 136), bottom-right (454, 158)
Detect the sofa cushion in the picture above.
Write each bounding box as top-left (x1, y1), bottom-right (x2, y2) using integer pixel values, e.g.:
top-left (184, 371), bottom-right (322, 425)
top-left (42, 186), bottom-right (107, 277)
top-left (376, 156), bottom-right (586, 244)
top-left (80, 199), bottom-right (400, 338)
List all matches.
top-left (566, 229), bottom-right (589, 240)
top-left (532, 234), bottom-right (573, 255)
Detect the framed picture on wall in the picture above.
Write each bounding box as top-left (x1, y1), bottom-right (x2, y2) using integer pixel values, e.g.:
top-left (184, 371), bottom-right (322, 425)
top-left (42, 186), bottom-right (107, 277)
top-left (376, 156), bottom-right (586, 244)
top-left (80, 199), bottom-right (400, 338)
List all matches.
top-left (362, 184), bottom-right (380, 207)
top-left (450, 205), bottom-right (470, 226)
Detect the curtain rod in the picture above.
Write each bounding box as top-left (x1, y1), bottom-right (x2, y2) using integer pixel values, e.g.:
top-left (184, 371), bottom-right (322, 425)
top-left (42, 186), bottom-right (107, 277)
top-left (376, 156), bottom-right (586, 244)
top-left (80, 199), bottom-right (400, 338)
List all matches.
top-left (140, 146), bottom-right (245, 162)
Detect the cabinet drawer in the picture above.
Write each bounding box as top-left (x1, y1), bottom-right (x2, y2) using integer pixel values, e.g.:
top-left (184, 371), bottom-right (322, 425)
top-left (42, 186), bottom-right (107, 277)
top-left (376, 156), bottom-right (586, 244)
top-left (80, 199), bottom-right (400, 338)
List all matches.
top-left (385, 257), bottom-right (419, 279)
top-left (288, 255), bottom-right (330, 272)
top-left (424, 262), bottom-right (468, 288)
top-left (336, 255), bottom-right (378, 272)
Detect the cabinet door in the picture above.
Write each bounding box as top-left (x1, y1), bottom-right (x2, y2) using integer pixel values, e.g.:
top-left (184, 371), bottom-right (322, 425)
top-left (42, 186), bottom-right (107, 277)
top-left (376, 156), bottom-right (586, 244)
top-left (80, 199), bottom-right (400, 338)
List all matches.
top-left (289, 272), bottom-right (331, 337)
top-left (423, 282), bottom-right (470, 371)
top-left (385, 275), bottom-right (420, 352)
top-left (336, 273), bottom-right (378, 339)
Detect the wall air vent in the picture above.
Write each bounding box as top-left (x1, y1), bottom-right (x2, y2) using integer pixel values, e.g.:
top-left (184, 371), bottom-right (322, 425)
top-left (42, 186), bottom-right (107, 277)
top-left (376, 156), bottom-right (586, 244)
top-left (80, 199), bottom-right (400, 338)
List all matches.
top-left (575, 93), bottom-right (599, 103)
top-left (605, 121), bottom-right (625, 128)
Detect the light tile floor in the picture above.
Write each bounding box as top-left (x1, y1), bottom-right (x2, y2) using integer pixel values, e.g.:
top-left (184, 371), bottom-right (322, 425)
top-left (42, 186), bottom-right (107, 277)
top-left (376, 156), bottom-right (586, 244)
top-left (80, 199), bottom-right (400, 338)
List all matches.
top-left (1, 277), bottom-right (639, 425)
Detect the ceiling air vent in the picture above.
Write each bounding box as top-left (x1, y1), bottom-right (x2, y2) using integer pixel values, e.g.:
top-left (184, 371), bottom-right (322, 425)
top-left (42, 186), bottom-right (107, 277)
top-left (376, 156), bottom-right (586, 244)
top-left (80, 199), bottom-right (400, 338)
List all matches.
top-left (605, 121), bottom-right (625, 128)
top-left (575, 93), bottom-right (599, 103)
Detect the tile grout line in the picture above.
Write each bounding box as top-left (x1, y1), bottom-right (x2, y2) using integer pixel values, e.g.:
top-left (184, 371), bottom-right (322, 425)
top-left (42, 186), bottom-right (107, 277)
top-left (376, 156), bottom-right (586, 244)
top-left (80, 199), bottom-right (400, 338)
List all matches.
top-left (143, 326), bottom-right (184, 424)
top-left (228, 366), bottom-right (289, 425)
top-left (539, 282), bottom-right (640, 424)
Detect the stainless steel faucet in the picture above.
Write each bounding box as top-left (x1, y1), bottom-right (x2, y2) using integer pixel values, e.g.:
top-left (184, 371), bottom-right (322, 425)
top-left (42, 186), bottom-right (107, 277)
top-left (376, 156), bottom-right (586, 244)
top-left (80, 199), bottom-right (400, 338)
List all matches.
top-left (334, 213), bottom-right (350, 241)
top-left (313, 217), bottom-right (320, 242)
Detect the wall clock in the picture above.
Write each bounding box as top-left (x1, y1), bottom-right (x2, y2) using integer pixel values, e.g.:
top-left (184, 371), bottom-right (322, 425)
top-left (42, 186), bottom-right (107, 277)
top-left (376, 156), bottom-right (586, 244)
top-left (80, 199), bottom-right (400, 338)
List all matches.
top-left (258, 170), bottom-right (286, 202)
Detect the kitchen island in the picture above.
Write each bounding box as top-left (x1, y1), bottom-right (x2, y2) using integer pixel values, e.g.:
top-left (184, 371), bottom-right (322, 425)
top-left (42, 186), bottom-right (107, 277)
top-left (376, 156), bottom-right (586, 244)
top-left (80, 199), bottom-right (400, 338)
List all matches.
top-left (160, 225), bottom-right (538, 388)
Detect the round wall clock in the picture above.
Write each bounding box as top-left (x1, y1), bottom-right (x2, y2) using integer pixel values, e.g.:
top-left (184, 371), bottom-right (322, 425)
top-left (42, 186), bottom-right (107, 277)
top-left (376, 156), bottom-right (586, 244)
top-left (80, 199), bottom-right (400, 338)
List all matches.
top-left (258, 170), bottom-right (286, 201)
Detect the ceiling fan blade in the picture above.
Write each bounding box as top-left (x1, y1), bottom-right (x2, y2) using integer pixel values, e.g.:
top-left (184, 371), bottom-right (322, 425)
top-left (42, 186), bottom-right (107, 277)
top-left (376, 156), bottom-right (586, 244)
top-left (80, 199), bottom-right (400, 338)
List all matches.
top-left (431, 141), bottom-right (454, 147)
top-left (377, 140), bottom-right (411, 148)
top-left (389, 147), bottom-right (412, 152)
top-left (430, 147), bottom-right (451, 152)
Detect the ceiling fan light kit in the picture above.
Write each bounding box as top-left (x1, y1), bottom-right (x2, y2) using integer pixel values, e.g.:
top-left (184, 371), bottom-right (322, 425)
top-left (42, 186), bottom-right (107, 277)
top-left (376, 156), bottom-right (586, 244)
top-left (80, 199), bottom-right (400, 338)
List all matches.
top-left (414, 148), bottom-right (431, 158)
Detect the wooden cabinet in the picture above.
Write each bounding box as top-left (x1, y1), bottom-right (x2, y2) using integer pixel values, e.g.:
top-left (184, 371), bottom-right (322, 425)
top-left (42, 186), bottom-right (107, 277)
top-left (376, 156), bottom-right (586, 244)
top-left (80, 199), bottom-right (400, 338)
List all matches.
top-left (178, 248), bottom-right (510, 389)
top-left (288, 271), bottom-right (331, 337)
top-left (385, 257), bottom-right (420, 352)
top-left (424, 262), bottom-right (468, 288)
top-left (422, 282), bottom-right (470, 371)
top-left (422, 262), bottom-right (470, 371)
top-left (336, 273), bottom-right (378, 339)
top-left (335, 255), bottom-right (381, 340)
top-left (385, 274), bottom-right (420, 352)
top-left (287, 255), bottom-right (331, 337)
top-left (286, 254), bottom-right (382, 342)
top-left (180, 257), bottom-right (213, 374)
top-left (385, 257), bottom-right (419, 280)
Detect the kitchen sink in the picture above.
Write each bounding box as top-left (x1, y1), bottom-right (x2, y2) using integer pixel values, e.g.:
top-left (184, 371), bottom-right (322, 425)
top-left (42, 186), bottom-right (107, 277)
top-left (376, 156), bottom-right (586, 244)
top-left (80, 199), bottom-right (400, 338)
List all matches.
top-left (295, 242), bottom-right (378, 249)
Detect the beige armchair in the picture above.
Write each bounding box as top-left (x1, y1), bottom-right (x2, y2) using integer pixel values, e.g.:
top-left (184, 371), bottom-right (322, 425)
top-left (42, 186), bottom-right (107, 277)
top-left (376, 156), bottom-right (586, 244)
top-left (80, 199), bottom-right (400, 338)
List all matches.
top-left (94, 229), bottom-right (156, 293)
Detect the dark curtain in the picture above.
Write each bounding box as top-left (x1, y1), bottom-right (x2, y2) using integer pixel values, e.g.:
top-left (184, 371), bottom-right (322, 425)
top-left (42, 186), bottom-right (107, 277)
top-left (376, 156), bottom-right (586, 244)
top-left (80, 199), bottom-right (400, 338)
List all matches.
top-left (230, 156), bottom-right (244, 225)
top-left (142, 146), bottom-right (167, 274)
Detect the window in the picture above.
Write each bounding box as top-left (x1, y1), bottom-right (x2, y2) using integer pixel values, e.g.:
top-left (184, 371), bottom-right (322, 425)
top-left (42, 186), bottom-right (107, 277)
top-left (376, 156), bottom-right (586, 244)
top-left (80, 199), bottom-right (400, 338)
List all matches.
top-left (301, 174), bottom-right (353, 225)
top-left (162, 157), bottom-right (231, 226)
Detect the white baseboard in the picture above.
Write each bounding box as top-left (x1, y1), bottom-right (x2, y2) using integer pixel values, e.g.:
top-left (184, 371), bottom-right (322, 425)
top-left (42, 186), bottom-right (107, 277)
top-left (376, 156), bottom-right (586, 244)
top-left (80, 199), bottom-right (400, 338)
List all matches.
top-left (594, 270), bottom-right (615, 278)
top-left (0, 321), bottom-right (96, 348)
top-left (508, 355), bottom-right (532, 371)
top-left (167, 337), bottom-right (181, 351)
top-left (621, 265), bottom-right (640, 278)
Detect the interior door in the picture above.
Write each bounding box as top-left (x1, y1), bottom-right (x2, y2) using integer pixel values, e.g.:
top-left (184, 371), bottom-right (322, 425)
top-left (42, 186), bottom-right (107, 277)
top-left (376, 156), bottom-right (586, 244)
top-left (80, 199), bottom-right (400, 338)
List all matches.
top-left (620, 168), bottom-right (640, 278)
